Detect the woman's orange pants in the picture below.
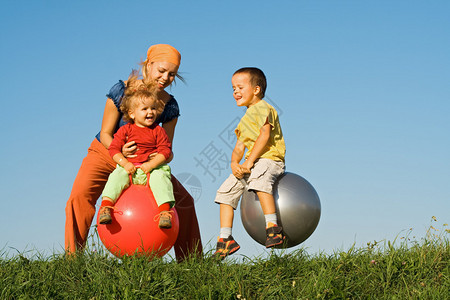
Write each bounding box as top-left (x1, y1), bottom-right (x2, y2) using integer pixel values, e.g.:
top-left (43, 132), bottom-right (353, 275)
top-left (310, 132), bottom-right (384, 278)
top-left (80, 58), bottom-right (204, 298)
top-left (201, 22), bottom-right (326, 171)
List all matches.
top-left (65, 139), bottom-right (203, 261)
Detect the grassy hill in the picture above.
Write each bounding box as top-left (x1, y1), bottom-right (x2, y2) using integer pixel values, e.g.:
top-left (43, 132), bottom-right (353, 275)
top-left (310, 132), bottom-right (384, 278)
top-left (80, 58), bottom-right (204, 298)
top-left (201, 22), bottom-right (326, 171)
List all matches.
top-left (1, 222), bottom-right (448, 299)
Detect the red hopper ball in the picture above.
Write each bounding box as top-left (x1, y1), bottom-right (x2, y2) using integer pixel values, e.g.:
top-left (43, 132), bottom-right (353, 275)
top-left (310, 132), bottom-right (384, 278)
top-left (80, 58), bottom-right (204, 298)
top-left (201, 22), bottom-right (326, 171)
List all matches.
top-left (97, 183), bottom-right (179, 259)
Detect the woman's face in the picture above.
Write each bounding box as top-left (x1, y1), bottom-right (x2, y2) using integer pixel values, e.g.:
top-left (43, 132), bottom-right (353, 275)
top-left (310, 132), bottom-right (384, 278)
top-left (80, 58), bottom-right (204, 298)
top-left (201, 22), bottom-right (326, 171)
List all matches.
top-left (146, 61), bottom-right (179, 91)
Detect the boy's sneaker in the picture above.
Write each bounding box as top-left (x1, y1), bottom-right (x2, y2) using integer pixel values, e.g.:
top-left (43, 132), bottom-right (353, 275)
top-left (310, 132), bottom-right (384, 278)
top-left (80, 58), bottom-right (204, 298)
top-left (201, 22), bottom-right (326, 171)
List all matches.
top-left (265, 222), bottom-right (285, 248)
top-left (158, 211), bottom-right (173, 229)
top-left (213, 236), bottom-right (240, 259)
top-left (99, 206), bottom-right (112, 224)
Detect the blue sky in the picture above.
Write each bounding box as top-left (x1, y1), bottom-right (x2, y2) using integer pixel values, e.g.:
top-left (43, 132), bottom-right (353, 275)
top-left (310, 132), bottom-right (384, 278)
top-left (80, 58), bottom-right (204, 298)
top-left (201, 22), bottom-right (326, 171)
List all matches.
top-left (1, 0), bottom-right (449, 259)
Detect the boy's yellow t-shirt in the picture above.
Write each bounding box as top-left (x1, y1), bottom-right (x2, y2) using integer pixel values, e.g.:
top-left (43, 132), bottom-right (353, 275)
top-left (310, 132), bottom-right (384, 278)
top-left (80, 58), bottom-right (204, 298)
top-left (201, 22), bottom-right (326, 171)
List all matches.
top-left (235, 100), bottom-right (286, 162)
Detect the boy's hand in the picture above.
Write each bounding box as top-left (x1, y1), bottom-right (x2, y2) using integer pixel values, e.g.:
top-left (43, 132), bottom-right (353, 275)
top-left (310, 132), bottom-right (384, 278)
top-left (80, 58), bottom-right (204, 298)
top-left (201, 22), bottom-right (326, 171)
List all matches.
top-left (241, 160), bottom-right (253, 174)
top-left (124, 162), bottom-right (136, 174)
top-left (231, 162), bottom-right (245, 179)
top-left (140, 162), bottom-right (153, 174)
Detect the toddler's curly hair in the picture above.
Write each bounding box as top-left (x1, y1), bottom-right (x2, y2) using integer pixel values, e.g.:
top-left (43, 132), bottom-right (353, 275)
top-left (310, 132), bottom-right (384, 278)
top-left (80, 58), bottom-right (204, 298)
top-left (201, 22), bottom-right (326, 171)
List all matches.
top-left (120, 70), bottom-right (164, 123)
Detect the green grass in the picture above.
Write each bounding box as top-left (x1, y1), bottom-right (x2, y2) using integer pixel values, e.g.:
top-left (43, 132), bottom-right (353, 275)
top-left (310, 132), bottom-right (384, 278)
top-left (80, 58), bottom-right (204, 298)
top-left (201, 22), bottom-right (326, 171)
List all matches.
top-left (1, 221), bottom-right (449, 299)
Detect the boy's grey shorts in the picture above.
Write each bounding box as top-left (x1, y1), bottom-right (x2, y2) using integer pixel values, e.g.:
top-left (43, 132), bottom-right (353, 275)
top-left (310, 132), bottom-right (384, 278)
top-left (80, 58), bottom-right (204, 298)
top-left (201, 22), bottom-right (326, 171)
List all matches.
top-left (214, 158), bottom-right (285, 209)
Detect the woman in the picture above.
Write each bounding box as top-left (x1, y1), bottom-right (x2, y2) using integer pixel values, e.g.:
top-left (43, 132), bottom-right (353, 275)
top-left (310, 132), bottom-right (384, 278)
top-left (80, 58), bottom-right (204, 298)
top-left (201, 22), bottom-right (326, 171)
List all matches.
top-left (65, 44), bottom-right (202, 262)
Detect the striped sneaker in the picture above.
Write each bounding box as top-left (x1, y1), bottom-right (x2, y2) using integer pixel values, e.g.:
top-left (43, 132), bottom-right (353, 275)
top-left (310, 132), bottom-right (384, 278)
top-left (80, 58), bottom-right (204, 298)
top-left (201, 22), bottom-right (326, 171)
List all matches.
top-left (265, 222), bottom-right (285, 248)
top-left (213, 236), bottom-right (240, 259)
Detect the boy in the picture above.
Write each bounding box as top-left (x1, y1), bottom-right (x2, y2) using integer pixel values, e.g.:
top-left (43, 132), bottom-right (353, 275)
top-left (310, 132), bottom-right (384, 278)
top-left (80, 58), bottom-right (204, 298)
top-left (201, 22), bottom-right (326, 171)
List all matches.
top-left (214, 67), bottom-right (286, 259)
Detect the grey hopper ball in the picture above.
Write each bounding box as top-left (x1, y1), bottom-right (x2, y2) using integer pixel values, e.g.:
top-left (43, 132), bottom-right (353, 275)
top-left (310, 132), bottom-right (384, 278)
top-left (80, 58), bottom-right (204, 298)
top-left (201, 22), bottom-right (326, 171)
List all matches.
top-left (240, 172), bottom-right (321, 248)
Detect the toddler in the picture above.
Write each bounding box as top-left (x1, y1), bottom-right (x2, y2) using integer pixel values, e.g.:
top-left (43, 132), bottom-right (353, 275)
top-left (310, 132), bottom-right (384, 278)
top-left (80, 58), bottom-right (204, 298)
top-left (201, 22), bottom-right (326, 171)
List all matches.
top-left (99, 74), bottom-right (175, 228)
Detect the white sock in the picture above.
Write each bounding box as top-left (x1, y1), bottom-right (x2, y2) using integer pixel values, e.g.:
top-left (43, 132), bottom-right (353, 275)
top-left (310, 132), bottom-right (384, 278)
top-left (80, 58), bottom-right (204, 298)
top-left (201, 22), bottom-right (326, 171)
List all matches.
top-left (220, 227), bottom-right (232, 239)
top-left (264, 213), bottom-right (278, 227)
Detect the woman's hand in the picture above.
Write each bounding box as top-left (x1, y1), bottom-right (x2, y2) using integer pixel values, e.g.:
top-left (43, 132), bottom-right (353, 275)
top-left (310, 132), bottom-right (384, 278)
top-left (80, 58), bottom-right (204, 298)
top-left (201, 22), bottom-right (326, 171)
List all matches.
top-left (166, 152), bottom-right (174, 163)
top-left (147, 152), bottom-right (158, 161)
top-left (122, 141), bottom-right (138, 158)
top-left (149, 152), bottom-right (174, 163)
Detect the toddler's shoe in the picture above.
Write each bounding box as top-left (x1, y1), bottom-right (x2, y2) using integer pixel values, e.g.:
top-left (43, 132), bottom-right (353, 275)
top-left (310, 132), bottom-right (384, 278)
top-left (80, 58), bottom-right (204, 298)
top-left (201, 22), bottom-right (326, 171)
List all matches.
top-left (213, 236), bottom-right (240, 260)
top-left (265, 222), bottom-right (285, 248)
top-left (99, 206), bottom-right (112, 224)
top-left (158, 211), bottom-right (173, 229)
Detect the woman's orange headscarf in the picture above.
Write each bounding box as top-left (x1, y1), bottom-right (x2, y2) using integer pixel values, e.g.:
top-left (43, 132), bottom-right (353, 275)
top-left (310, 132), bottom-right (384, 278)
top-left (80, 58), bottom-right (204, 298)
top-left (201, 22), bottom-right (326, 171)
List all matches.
top-left (147, 44), bottom-right (181, 66)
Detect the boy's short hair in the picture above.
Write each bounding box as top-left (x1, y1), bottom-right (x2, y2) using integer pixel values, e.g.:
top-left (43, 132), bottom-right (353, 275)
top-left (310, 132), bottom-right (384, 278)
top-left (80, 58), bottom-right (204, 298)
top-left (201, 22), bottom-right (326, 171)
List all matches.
top-left (233, 67), bottom-right (267, 98)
